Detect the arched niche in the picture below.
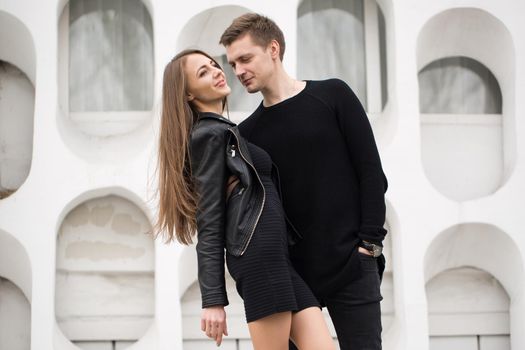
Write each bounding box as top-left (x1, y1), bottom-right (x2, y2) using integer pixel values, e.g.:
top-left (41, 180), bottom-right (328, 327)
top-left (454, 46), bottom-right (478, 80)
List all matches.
top-left (0, 229), bottom-right (32, 350)
top-left (417, 8), bottom-right (516, 201)
top-left (0, 11), bottom-right (36, 84)
top-left (418, 56), bottom-right (504, 202)
top-left (55, 193), bottom-right (155, 349)
top-left (0, 229), bottom-right (32, 301)
top-left (175, 5), bottom-right (260, 122)
top-left (0, 11), bottom-right (36, 199)
top-left (0, 277), bottom-right (31, 350)
top-left (426, 266), bottom-right (510, 350)
top-left (424, 223), bottom-right (524, 350)
top-left (56, 0), bottom-right (155, 162)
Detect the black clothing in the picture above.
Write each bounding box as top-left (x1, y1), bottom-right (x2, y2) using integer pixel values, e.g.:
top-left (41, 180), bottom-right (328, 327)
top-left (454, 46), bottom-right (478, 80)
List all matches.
top-left (190, 113), bottom-right (261, 308)
top-left (239, 79), bottom-right (388, 298)
top-left (289, 252), bottom-right (383, 350)
top-left (323, 253), bottom-right (383, 350)
top-left (226, 143), bottom-right (320, 322)
top-left (189, 112), bottom-right (307, 310)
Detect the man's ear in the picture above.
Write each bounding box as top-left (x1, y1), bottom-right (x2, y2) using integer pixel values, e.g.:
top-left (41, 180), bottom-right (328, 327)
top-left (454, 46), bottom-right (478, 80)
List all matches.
top-left (269, 40), bottom-right (280, 60)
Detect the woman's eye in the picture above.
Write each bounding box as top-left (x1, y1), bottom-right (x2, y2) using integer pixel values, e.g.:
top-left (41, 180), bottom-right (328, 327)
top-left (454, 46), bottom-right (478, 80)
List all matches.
top-left (199, 70), bottom-right (207, 77)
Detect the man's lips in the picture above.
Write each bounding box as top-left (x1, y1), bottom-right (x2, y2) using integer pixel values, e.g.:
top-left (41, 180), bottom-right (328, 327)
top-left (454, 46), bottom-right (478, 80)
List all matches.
top-left (242, 77), bottom-right (253, 86)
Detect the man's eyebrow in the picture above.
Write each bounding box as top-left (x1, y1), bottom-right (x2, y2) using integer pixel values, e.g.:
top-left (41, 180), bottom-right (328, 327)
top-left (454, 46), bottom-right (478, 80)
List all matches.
top-left (230, 54), bottom-right (251, 63)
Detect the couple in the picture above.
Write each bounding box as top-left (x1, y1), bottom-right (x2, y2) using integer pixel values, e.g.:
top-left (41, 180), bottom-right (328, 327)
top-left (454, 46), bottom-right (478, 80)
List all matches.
top-left (156, 13), bottom-right (388, 350)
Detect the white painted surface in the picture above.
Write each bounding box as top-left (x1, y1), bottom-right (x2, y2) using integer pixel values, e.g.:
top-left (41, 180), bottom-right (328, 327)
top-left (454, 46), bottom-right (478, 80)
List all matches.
top-left (0, 277), bottom-right (31, 350)
top-left (0, 1), bottom-right (524, 350)
top-left (0, 61), bottom-right (34, 193)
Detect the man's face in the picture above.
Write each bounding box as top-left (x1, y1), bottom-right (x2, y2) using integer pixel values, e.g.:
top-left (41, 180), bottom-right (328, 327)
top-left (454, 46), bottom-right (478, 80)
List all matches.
top-left (225, 34), bottom-right (275, 94)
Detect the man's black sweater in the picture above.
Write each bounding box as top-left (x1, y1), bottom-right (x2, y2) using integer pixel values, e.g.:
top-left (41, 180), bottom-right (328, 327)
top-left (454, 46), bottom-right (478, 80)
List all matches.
top-left (238, 79), bottom-right (388, 298)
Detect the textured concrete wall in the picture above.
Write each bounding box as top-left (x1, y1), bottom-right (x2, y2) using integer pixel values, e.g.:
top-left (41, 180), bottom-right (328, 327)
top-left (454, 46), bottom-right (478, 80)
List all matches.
top-left (0, 0), bottom-right (524, 350)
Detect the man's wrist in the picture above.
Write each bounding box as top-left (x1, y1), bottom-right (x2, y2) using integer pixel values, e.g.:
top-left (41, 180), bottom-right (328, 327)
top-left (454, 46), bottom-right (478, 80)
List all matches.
top-left (359, 240), bottom-right (383, 257)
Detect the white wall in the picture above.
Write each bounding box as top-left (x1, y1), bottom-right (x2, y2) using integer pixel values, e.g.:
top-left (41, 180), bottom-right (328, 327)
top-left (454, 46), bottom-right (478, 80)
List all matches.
top-left (0, 1), bottom-right (524, 350)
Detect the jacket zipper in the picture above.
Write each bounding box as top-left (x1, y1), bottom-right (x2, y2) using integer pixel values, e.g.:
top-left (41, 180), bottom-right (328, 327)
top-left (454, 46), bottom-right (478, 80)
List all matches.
top-left (228, 129), bottom-right (266, 255)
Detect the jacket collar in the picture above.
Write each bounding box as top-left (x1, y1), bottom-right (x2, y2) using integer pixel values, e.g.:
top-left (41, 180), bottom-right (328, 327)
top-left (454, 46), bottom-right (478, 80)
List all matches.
top-left (198, 112), bottom-right (236, 126)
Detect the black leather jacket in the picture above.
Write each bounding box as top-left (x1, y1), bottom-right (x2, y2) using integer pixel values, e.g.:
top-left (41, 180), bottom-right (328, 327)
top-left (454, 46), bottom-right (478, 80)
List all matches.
top-left (190, 112), bottom-right (300, 308)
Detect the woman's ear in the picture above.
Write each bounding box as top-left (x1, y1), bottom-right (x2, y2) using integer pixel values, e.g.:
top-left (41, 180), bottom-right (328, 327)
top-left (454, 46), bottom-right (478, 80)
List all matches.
top-left (187, 93), bottom-right (194, 101)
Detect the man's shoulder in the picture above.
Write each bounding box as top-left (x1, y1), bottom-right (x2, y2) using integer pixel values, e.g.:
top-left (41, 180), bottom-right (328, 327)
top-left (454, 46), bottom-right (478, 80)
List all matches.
top-left (307, 78), bottom-right (351, 94)
top-left (299, 79), bottom-right (353, 112)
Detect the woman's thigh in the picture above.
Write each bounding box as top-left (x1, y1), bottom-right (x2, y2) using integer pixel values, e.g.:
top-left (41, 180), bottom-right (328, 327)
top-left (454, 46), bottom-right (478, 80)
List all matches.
top-left (290, 307), bottom-right (336, 350)
top-left (247, 311), bottom-right (292, 350)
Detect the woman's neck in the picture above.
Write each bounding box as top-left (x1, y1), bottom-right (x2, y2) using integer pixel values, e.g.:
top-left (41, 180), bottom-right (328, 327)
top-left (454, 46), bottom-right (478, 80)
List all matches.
top-left (194, 101), bottom-right (223, 115)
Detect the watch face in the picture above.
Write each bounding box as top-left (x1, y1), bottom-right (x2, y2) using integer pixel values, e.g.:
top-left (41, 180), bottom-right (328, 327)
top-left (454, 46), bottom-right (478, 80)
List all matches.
top-left (373, 246), bottom-right (382, 257)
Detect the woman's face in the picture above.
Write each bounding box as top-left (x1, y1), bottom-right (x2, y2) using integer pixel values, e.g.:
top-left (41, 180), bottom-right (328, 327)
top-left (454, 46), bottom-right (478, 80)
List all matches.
top-left (184, 53), bottom-right (231, 109)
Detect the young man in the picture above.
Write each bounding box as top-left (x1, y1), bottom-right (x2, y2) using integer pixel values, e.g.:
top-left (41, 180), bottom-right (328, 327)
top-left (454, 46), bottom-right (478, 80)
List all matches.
top-left (221, 13), bottom-right (388, 350)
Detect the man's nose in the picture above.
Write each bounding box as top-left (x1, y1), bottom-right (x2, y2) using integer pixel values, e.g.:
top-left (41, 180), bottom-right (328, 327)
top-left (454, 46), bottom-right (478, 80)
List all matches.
top-left (234, 65), bottom-right (245, 77)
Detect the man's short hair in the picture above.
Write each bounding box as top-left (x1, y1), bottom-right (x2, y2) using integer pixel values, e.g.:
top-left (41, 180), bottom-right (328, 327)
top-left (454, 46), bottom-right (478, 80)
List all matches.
top-left (219, 13), bottom-right (286, 61)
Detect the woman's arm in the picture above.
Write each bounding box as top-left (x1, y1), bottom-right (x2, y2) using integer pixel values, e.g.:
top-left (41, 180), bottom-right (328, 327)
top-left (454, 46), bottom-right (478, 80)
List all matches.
top-left (190, 125), bottom-right (229, 308)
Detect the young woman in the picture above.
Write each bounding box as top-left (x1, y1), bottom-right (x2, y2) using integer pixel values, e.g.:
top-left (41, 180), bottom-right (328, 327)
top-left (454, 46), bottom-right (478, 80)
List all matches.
top-left (155, 49), bottom-right (335, 350)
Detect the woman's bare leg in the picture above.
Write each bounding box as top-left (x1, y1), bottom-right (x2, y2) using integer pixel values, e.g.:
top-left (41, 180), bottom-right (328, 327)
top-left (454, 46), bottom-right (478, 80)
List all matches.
top-left (247, 311), bottom-right (292, 350)
top-left (290, 307), bottom-right (336, 350)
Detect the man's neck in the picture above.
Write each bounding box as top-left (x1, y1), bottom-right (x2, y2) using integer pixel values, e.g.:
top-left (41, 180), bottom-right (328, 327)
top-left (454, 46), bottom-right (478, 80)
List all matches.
top-left (260, 69), bottom-right (306, 107)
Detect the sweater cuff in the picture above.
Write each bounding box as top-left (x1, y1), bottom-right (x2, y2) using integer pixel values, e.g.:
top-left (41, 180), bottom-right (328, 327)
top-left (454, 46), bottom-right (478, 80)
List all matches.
top-left (358, 227), bottom-right (387, 246)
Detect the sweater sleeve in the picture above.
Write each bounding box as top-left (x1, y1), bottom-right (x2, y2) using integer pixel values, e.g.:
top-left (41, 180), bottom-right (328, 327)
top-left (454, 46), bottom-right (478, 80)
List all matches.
top-left (331, 79), bottom-right (388, 244)
top-left (190, 125), bottom-right (229, 308)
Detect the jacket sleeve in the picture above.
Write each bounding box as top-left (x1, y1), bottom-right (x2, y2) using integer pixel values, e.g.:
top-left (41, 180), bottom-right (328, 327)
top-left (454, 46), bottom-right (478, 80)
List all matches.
top-left (332, 79), bottom-right (388, 245)
top-left (190, 125), bottom-right (229, 308)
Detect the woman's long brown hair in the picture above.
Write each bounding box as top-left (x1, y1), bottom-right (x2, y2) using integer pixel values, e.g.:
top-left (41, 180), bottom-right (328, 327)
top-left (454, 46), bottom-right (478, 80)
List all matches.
top-left (154, 49), bottom-right (227, 244)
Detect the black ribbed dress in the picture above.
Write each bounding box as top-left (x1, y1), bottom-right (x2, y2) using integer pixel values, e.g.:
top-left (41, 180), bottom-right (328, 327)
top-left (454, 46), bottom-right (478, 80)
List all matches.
top-left (225, 143), bottom-right (320, 323)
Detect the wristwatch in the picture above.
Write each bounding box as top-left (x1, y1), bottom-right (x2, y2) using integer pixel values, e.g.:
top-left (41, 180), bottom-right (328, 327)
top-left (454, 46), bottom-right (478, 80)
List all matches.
top-left (359, 240), bottom-right (383, 258)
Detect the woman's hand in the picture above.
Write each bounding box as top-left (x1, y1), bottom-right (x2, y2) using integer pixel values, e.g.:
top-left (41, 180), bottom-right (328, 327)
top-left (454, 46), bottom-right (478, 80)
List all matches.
top-left (201, 306), bottom-right (228, 346)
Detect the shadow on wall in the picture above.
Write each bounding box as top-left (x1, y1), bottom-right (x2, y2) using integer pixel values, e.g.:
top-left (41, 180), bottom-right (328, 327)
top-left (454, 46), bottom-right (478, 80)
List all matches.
top-left (0, 10), bottom-right (36, 200)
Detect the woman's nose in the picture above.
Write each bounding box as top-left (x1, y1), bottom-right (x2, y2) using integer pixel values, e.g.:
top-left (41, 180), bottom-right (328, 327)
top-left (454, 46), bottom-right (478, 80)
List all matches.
top-left (212, 67), bottom-right (222, 78)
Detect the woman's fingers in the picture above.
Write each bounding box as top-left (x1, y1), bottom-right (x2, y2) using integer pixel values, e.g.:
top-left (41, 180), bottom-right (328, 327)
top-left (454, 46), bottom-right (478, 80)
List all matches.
top-left (216, 323), bottom-right (224, 346)
top-left (223, 319), bottom-right (228, 336)
top-left (216, 318), bottom-right (229, 346)
top-left (206, 320), bottom-right (215, 338)
top-left (201, 306), bottom-right (227, 345)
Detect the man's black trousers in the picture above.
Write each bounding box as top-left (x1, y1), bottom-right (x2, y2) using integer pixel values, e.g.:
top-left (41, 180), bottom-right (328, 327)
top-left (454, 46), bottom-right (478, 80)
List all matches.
top-left (289, 252), bottom-right (383, 350)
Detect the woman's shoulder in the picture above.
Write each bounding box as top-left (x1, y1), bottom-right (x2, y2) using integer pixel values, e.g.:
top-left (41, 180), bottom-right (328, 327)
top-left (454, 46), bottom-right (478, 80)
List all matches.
top-left (193, 113), bottom-right (235, 134)
top-left (197, 112), bottom-right (236, 126)
top-left (191, 113), bottom-right (236, 144)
